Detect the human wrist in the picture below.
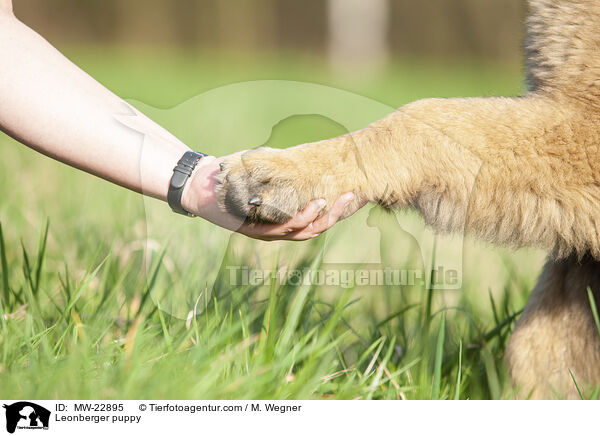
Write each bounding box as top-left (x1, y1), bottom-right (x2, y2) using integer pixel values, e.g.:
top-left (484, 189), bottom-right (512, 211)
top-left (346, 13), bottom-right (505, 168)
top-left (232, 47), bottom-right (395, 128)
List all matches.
top-left (180, 155), bottom-right (218, 216)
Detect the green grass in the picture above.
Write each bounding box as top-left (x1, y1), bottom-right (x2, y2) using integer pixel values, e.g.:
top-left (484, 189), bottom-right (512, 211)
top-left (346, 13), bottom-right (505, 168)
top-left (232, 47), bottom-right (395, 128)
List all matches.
top-left (0, 47), bottom-right (554, 399)
top-left (0, 219), bottom-right (533, 399)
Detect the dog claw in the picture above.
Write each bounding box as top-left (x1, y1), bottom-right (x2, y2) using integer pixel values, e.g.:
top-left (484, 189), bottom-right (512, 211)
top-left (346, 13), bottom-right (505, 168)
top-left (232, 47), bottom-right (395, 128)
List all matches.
top-left (248, 196), bottom-right (262, 206)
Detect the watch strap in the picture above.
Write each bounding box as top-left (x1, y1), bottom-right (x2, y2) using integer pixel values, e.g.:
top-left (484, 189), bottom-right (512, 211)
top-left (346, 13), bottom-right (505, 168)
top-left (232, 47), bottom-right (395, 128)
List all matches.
top-left (168, 151), bottom-right (207, 216)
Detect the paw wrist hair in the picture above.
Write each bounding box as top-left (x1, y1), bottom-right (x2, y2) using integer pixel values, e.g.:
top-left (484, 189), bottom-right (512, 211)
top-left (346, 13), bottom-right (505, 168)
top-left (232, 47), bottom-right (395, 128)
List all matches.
top-left (168, 150), bottom-right (207, 216)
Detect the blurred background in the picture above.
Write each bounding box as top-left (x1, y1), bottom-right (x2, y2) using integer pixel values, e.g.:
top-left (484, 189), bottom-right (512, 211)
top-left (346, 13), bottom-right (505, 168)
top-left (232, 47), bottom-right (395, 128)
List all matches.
top-left (12, 0), bottom-right (527, 108)
top-left (15, 0), bottom-right (525, 62)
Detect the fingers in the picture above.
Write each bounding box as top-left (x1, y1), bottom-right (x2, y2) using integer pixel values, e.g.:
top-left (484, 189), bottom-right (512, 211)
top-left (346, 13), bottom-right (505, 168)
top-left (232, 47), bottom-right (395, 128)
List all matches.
top-left (285, 199), bottom-right (327, 229)
top-left (238, 199), bottom-right (327, 240)
top-left (286, 193), bottom-right (355, 241)
top-left (305, 192), bottom-right (355, 234)
top-left (237, 193), bottom-right (361, 241)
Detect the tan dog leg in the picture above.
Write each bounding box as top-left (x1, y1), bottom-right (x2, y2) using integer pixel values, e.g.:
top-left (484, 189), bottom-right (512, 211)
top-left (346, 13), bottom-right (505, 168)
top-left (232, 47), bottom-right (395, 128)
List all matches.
top-left (217, 95), bottom-right (600, 258)
top-left (506, 257), bottom-right (600, 399)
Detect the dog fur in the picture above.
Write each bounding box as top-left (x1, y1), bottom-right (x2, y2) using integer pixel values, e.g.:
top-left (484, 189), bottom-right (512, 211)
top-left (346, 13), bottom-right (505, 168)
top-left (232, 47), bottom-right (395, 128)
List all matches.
top-left (217, 0), bottom-right (600, 399)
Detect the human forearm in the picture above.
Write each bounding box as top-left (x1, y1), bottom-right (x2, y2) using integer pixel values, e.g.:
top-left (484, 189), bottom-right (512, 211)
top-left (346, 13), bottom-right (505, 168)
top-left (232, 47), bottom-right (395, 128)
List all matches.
top-left (0, 12), bottom-right (189, 200)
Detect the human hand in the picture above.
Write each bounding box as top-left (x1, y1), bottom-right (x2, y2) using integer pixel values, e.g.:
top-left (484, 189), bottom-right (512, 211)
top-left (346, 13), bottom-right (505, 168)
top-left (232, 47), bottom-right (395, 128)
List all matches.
top-left (181, 155), bottom-right (366, 241)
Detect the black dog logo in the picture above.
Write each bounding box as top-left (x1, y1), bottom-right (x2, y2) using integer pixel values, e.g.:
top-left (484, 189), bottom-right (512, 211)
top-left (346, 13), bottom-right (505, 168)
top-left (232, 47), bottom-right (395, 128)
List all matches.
top-left (2, 402), bottom-right (50, 433)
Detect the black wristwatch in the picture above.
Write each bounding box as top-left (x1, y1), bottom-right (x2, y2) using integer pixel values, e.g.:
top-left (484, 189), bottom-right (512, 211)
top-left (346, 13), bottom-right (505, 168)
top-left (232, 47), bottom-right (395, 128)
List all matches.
top-left (168, 151), bottom-right (207, 216)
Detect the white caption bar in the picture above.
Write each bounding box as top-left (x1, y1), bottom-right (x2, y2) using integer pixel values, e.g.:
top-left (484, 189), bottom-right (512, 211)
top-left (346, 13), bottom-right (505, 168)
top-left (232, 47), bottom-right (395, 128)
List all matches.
top-left (0, 400), bottom-right (595, 435)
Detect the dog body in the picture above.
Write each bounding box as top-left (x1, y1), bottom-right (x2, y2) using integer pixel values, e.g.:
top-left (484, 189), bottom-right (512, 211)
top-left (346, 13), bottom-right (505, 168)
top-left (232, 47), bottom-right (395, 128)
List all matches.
top-left (218, 0), bottom-right (600, 398)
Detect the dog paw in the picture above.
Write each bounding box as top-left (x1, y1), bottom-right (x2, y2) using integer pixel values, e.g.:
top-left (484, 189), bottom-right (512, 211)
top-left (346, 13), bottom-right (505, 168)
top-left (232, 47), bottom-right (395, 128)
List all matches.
top-left (216, 147), bottom-right (325, 223)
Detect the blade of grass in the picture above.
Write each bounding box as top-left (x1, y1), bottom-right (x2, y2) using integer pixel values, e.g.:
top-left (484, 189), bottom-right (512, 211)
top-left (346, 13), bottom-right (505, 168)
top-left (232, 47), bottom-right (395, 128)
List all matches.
top-left (454, 340), bottom-right (462, 400)
top-left (58, 264), bottom-right (72, 302)
top-left (363, 337), bottom-right (386, 379)
top-left (21, 241), bottom-right (32, 292)
top-left (586, 287), bottom-right (600, 339)
top-left (376, 303), bottom-right (420, 329)
top-left (0, 222), bottom-right (10, 308)
top-left (33, 220), bottom-right (49, 296)
top-left (480, 345), bottom-right (501, 400)
top-left (156, 303), bottom-right (173, 353)
top-left (20, 242), bottom-right (43, 318)
top-left (482, 309), bottom-right (523, 342)
top-left (488, 289), bottom-right (500, 325)
top-left (432, 313), bottom-right (445, 399)
top-left (424, 236), bottom-right (438, 330)
top-left (366, 336), bottom-right (396, 400)
top-left (569, 369), bottom-right (584, 400)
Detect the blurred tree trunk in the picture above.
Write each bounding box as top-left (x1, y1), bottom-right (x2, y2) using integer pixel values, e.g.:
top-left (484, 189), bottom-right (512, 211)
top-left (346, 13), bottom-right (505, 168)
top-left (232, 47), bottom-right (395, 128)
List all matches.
top-left (328, 0), bottom-right (389, 75)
